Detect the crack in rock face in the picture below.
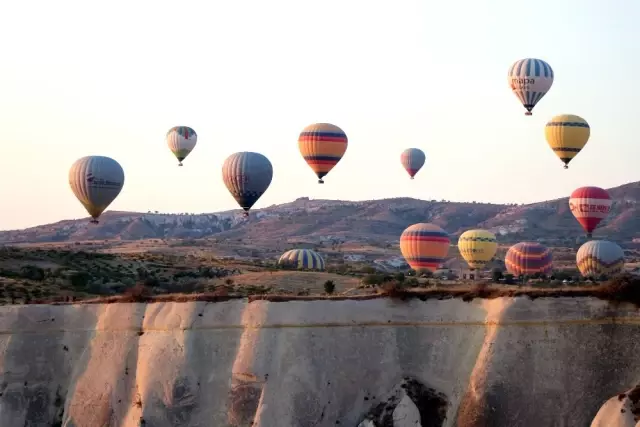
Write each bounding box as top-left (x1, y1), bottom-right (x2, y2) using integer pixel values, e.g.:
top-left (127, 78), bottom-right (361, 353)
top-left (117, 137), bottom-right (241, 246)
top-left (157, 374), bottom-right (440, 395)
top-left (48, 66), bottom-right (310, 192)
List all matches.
top-left (358, 377), bottom-right (448, 427)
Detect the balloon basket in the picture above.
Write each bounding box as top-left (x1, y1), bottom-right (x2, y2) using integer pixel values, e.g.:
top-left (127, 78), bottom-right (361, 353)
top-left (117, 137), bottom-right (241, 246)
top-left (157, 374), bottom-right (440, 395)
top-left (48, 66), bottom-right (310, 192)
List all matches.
top-left (318, 179), bottom-right (324, 184)
top-left (563, 165), bottom-right (568, 169)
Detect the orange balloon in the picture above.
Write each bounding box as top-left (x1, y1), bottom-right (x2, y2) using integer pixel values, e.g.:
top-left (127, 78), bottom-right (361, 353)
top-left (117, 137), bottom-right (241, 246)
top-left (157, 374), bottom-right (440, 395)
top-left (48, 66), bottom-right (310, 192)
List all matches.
top-left (298, 123), bottom-right (348, 184)
top-left (400, 223), bottom-right (450, 272)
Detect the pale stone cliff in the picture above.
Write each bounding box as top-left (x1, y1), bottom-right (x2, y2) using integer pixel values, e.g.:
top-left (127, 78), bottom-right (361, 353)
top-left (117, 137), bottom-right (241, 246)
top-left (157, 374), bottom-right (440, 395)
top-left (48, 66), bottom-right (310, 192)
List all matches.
top-left (0, 297), bottom-right (637, 426)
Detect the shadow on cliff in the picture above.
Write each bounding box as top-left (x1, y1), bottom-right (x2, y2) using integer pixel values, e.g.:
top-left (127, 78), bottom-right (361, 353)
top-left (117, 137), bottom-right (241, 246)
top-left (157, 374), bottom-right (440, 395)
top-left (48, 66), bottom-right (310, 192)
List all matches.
top-left (455, 296), bottom-right (640, 427)
top-left (0, 305), bottom-right (97, 426)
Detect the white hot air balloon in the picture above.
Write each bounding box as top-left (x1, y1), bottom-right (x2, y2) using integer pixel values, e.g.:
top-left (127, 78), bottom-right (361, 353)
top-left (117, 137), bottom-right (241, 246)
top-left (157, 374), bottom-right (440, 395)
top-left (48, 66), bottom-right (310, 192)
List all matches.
top-left (166, 126), bottom-right (198, 166)
top-left (69, 155), bottom-right (125, 224)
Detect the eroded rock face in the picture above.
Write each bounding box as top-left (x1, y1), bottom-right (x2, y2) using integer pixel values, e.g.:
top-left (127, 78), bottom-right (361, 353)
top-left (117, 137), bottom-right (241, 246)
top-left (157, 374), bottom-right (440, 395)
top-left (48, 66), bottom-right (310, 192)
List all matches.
top-left (591, 384), bottom-right (640, 427)
top-left (358, 377), bottom-right (448, 427)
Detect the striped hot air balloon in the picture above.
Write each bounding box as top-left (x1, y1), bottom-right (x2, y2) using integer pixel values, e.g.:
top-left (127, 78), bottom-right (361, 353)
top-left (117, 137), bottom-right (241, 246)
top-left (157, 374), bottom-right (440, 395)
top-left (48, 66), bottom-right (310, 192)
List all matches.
top-left (222, 152), bottom-right (273, 217)
top-left (166, 126), bottom-right (197, 166)
top-left (400, 148), bottom-right (426, 179)
top-left (400, 223), bottom-right (450, 273)
top-left (458, 229), bottom-right (498, 270)
top-left (569, 186), bottom-right (612, 238)
top-left (278, 249), bottom-right (326, 271)
top-left (298, 123), bottom-right (348, 184)
top-left (507, 58), bottom-right (554, 116)
top-left (576, 240), bottom-right (625, 278)
top-left (69, 156), bottom-right (125, 224)
top-left (544, 115), bottom-right (590, 169)
top-left (505, 242), bottom-right (553, 277)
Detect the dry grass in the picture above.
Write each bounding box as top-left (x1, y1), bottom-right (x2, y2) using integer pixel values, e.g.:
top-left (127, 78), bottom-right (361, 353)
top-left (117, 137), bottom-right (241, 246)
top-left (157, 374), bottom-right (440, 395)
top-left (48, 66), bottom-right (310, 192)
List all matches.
top-left (35, 274), bottom-right (640, 307)
top-left (217, 270), bottom-right (362, 294)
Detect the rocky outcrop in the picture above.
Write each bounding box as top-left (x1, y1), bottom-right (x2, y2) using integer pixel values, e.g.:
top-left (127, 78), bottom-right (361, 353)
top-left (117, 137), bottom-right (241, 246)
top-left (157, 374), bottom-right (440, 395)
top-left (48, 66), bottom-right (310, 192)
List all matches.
top-left (0, 297), bottom-right (638, 426)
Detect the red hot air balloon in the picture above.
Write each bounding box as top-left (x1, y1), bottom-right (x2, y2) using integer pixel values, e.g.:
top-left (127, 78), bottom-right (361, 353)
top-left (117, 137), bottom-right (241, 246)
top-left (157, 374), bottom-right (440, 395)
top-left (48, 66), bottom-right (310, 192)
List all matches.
top-left (569, 186), bottom-right (612, 238)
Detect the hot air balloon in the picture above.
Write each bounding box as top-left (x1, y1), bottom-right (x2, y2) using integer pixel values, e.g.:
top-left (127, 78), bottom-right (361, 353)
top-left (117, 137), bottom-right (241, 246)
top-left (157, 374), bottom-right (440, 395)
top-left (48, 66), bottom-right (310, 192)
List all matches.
top-left (458, 229), bottom-right (498, 271)
top-left (278, 249), bottom-right (326, 271)
top-left (576, 240), bottom-right (625, 278)
top-left (507, 58), bottom-right (554, 116)
top-left (400, 223), bottom-right (450, 273)
top-left (569, 186), bottom-right (612, 238)
top-left (222, 152), bottom-right (273, 217)
top-left (166, 126), bottom-right (197, 166)
top-left (400, 148), bottom-right (426, 179)
top-left (69, 156), bottom-right (125, 224)
top-left (298, 123), bottom-right (348, 184)
top-left (544, 115), bottom-right (590, 169)
top-left (505, 242), bottom-right (553, 277)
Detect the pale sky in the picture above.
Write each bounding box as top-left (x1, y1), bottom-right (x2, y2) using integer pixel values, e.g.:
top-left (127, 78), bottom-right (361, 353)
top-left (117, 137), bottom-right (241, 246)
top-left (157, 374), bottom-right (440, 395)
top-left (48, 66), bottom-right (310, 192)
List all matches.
top-left (1, 0), bottom-right (638, 230)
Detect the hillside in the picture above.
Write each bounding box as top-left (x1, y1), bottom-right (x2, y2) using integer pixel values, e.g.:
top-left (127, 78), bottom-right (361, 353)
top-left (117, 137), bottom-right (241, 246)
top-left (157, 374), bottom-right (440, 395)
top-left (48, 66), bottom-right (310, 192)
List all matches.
top-left (1, 181), bottom-right (638, 247)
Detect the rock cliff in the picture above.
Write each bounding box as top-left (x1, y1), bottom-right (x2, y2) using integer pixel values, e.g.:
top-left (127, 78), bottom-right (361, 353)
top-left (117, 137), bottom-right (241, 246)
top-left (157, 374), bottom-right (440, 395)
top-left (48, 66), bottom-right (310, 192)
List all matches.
top-left (0, 297), bottom-right (637, 426)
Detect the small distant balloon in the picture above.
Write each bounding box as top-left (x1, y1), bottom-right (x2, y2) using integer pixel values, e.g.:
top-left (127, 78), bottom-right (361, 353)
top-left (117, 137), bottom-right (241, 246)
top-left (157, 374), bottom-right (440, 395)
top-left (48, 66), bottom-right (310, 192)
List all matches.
top-left (544, 115), bottom-right (590, 169)
top-left (166, 126), bottom-right (197, 166)
top-left (69, 155), bottom-right (125, 224)
top-left (278, 249), bottom-right (326, 271)
top-left (458, 229), bottom-right (498, 270)
top-left (505, 242), bottom-right (553, 277)
top-left (222, 152), bottom-right (273, 217)
top-left (399, 223), bottom-right (450, 273)
top-left (569, 186), bottom-right (611, 238)
top-left (298, 123), bottom-right (348, 184)
top-left (576, 240), bottom-right (625, 278)
top-left (507, 58), bottom-right (554, 116)
top-left (400, 148), bottom-right (426, 179)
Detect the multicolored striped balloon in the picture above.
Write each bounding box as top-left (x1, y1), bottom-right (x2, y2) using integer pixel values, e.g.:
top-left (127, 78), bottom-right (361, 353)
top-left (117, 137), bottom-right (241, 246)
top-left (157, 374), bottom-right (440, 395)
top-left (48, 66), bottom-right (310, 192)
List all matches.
top-left (222, 152), bottom-right (273, 217)
top-left (278, 249), bottom-right (326, 271)
top-left (458, 229), bottom-right (498, 270)
top-left (505, 242), bottom-right (553, 276)
top-left (400, 148), bottom-right (426, 179)
top-left (576, 240), bottom-right (625, 278)
top-left (298, 123), bottom-right (348, 184)
top-left (544, 115), bottom-right (590, 169)
top-left (400, 223), bottom-right (450, 273)
top-left (507, 58), bottom-right (554, 116)
top-left (569, 186), bottom-right (611, 238)
top-left (166, 126), bottom-right (197, 166)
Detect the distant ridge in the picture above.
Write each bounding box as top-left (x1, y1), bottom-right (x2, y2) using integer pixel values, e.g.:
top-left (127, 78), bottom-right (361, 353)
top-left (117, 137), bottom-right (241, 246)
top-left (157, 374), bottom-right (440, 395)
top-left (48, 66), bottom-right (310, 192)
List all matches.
top-left (1, 181), bottom-right (638, 246)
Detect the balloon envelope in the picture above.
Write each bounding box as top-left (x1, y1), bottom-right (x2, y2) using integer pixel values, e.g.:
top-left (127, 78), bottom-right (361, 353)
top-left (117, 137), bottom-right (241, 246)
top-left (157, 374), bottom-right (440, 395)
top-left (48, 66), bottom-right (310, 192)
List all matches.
top-left (569, 186), bottom-right (611, 237)
top-left (166, 126), bottom-right (197, 166)
top-left (222, 152), bottom-right (273, 214)
top-left (278, 249), bottom-right (325, 271)
top-left (576, 240), bottom-right (625, 278)
top-left (505, 242), bottom-right (553, 276)
top-left (507, 58), bottom-right (554, 115)
top-left (544, 115), bottom-right (590, 169)
top-left (458, 229), bottom-right (498, 270)
top-left (298, 123), bottom-right (348, 183)
top-left (69, 155), bottom-right (125, 223)
top-left (400, 223), bottom-right (450, 272)
top-left (400, 148), bottom-right (426, 179)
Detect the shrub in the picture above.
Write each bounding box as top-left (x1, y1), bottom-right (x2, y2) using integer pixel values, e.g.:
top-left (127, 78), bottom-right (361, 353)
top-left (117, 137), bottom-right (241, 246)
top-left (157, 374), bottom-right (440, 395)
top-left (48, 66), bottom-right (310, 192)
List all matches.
top-left (225, 278), bottom-right (235, 286)
top-left (394, 272), bottom-right (406, 283)
top-left (323, 280), bottom-right (336, 294)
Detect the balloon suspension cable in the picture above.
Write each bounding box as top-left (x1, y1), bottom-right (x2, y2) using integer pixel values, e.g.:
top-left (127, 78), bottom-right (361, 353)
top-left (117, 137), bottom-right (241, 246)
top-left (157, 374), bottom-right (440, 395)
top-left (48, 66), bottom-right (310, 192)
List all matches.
top-left (525, 111), bottom-right (532, 116)
top-left (318, 179), bottom-right (324, 184)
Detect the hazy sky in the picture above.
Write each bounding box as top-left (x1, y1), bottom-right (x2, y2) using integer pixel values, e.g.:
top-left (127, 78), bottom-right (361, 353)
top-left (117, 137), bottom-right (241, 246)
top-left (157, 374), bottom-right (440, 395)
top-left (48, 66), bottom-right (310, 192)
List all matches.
top-left (1, 0), bottom-right (638, 230)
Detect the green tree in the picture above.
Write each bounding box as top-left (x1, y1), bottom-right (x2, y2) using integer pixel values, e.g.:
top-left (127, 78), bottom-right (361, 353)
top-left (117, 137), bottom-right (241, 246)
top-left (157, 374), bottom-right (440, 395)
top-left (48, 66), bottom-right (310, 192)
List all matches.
top-left (323, 280), bottom-right (336, 294)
